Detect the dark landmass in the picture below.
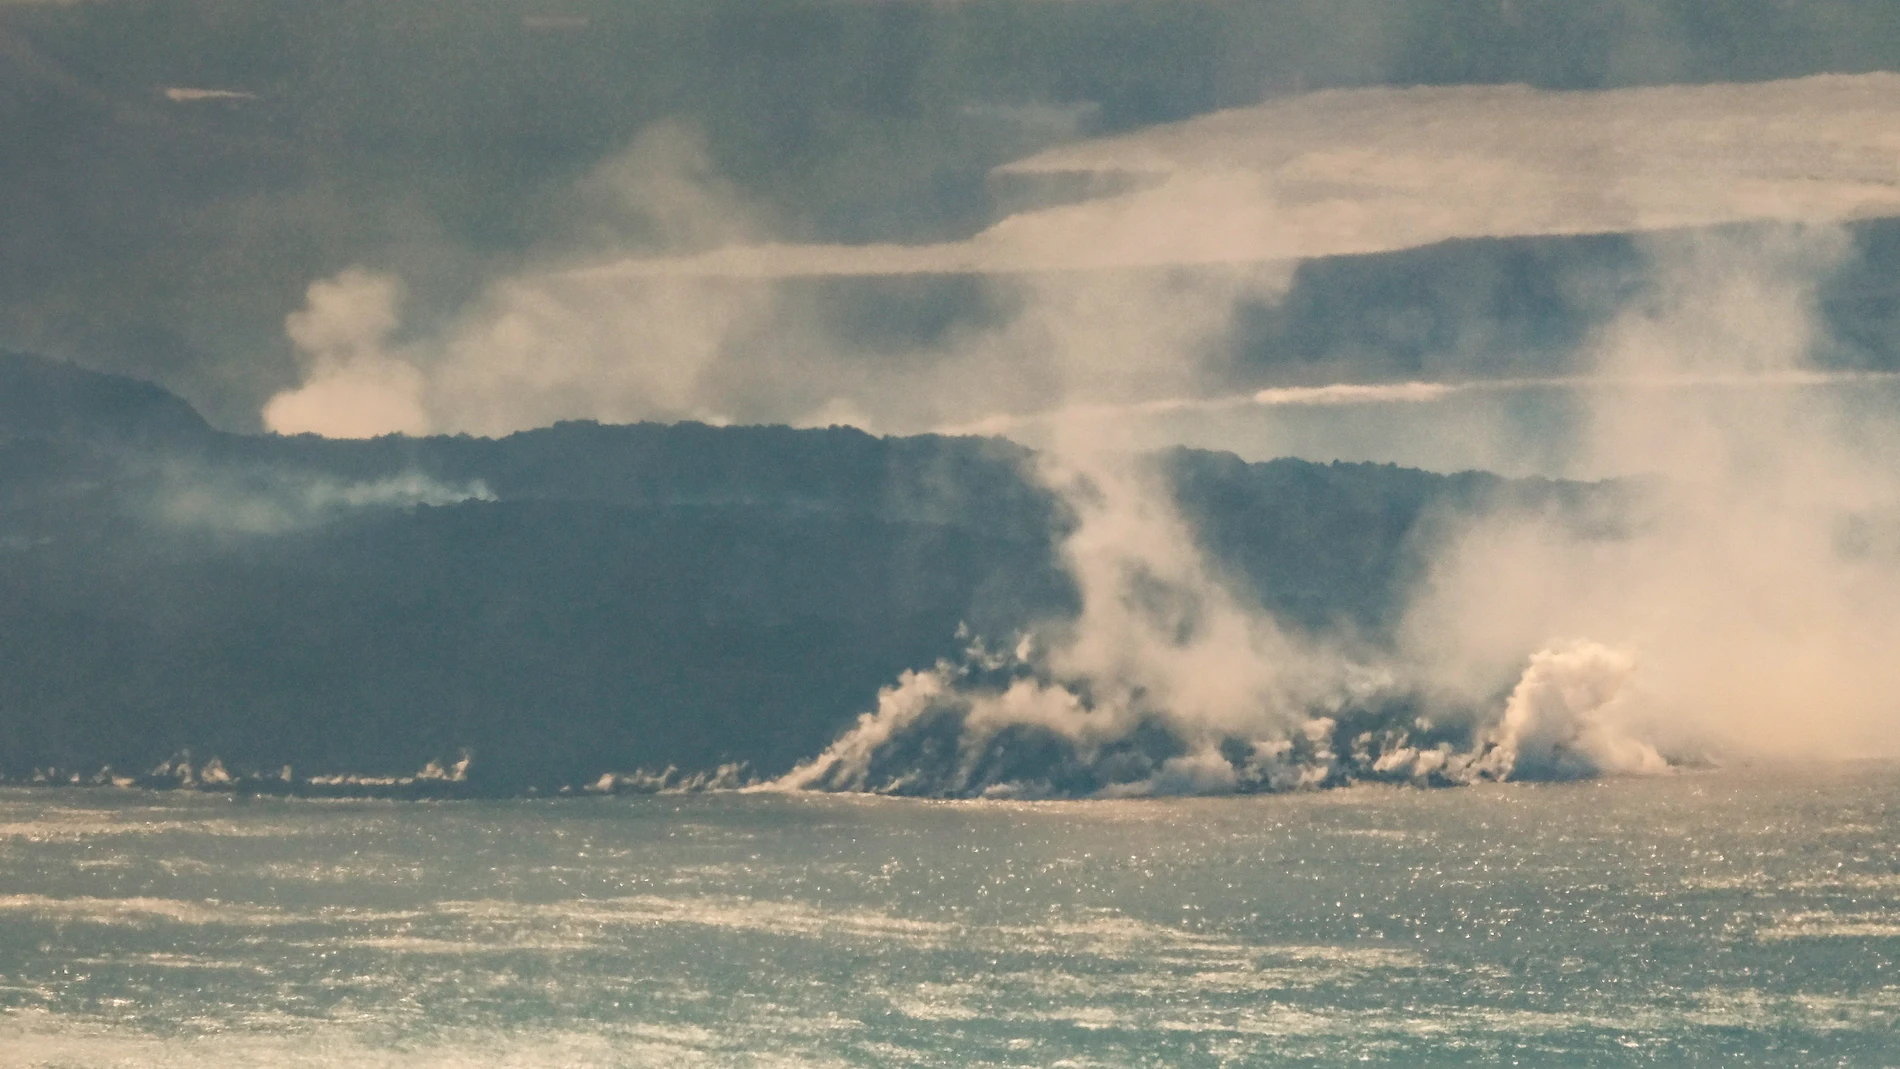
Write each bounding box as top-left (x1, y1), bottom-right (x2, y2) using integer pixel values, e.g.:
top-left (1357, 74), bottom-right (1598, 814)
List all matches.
top-left (0, 352), bottom-right (1610, 793)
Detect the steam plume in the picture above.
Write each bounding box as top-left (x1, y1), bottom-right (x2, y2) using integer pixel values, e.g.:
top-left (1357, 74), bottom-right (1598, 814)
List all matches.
top-left (1403, 226), bottom-right (1900, 764)
top-left (256, 80), bottom-right (1900, 792)
top-left (779, 228), bottom-right (1897, 796)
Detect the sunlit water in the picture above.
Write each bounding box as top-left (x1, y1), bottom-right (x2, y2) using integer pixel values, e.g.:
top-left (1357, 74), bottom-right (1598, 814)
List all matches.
top-left (2, 767), bottom-right (1897, 1067)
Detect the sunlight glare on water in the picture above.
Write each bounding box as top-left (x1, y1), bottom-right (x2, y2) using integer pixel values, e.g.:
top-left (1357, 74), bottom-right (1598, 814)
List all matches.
top-left (1, 766), bottom-right (1897, 1067)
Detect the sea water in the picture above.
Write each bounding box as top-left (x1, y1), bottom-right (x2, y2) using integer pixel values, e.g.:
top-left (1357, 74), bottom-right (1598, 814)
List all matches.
top-left (1, 766), bottom-right (1897, 1067)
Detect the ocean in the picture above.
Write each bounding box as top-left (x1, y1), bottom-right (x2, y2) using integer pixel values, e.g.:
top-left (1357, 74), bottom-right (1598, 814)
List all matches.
top-left (2, 767), bottom-right (1897, 1067)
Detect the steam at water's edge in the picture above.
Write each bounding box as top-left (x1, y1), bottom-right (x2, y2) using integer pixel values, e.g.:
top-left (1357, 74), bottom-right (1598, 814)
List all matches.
top-left (244, 77), bottom-right (1900, 796)
top-left (776, 226), bottom-right (1898, 796)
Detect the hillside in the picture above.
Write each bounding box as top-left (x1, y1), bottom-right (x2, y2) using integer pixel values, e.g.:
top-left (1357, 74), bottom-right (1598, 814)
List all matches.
top-left (0, 353), bottom-right (1603, 791)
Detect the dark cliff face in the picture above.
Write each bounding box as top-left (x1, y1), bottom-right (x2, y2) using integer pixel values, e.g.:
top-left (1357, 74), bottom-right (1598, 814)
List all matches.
top-left (0, 354), bottom-right (1608, 791)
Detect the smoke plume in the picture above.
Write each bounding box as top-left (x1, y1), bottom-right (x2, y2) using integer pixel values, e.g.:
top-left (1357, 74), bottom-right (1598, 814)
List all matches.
top-left (260, 75), bottom-right (1900, 442)
top-left (256, 80), bottom-right (1900, 794)
top-left (1402, 225), bottom-right (1900, 766)
top-left (778, 229), bottom-right (1900, 796)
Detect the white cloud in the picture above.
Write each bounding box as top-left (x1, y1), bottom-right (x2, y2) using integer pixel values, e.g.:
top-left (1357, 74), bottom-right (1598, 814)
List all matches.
top-left (598, 73), bottom-right (1900, 279)
top-left (162, 87), bottom-right (256, 103)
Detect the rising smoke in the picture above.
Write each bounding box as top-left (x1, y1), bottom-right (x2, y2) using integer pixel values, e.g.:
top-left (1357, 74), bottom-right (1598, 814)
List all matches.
top-left (261, 75), bottom-right (1900, 443)
top-left (777, 227), bottom-right (1900, 796)
top-left (260, 79), bottom-right (1900, 795)
top-left (1401, 226), bottom-right (1900, 767)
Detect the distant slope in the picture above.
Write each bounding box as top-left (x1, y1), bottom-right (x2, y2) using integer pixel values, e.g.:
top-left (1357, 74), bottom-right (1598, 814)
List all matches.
top-left (0, 351), bottom-right (212, 446)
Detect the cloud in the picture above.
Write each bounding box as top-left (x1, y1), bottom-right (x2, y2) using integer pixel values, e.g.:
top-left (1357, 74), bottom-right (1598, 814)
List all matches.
top-left (936, 369), bottom-right (1900, 456)
top-left (260, 75), bottom-right (1900, 442)
top-left (162, 87), bottom-right (256, 103)
top-left (1252, 382), bottom-right (1455, 406)
top-left (1479, 641), bottom-right (1666, 781)
top-left (601, 73), bottom-right (1900, 279)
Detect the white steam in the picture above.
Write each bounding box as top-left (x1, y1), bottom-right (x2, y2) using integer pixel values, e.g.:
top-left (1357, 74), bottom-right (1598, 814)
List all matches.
top-left (157, 469), bottom-right (494, 534)
top-left (256, 77), bottom-right (1900, 790)
top-left (777, 445), bottom-right (1341, 797)
top-left (779, 230), bottom-right (1900, 795)
top-left (1403, 226), bottom-right (1900, 764)
top-left (264, 127), bottom-right (777, 438)
top-left (263, 268), bottom-right (429, 438)
top-left (1480, 642), bottom-right (1665, 782)
top-left (772, 254), bottom-right (1360, 796)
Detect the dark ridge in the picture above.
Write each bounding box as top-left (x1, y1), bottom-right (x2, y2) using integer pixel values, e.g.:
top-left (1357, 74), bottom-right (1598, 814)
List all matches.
top-left (0, 351), bottom-right (213, 447)
top-left (0, 353), bottom-right (1625, 793)
top-left (226, 421), bottom-right (1056, 540)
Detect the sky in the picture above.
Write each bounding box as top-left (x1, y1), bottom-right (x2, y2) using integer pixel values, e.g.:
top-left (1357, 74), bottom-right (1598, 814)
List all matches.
top-left (6, 0), bottom-right (1900, 453)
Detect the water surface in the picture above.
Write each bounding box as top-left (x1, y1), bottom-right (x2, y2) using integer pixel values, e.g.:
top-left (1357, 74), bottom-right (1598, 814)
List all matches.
top-left (2, 767), bottom-right (1897, 1066)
